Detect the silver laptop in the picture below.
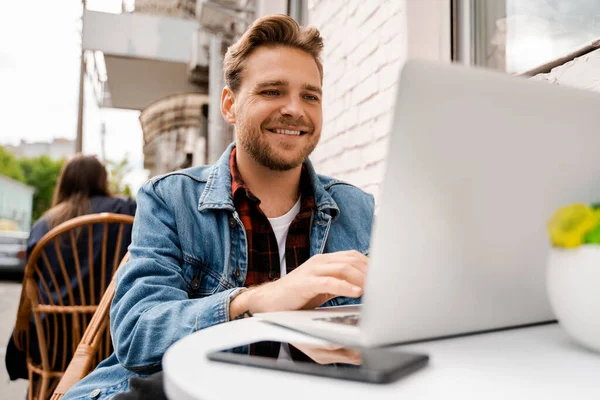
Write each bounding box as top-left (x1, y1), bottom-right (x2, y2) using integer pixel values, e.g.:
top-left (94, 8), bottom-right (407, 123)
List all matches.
top-left (256, 59), bottom-right (600, 347)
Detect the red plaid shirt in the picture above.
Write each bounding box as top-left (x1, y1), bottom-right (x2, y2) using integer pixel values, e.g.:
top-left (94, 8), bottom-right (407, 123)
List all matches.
top-left (230, 147), bottom-right (315, 287)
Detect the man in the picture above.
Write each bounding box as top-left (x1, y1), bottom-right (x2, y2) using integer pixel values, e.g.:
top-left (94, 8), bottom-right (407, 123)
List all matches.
top-left (63, 14), bottom-right (374, 400)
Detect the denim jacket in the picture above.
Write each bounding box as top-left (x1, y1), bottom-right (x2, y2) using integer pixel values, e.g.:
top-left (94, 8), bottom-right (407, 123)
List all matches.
top-left (63, 143), bottom-right (375, 400)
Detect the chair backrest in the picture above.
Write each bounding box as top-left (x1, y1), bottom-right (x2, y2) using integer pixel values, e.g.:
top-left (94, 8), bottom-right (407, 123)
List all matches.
top-left (13, 213), bottom-right (134, 400)
top-left (51, 252), bottom-right (130, 400)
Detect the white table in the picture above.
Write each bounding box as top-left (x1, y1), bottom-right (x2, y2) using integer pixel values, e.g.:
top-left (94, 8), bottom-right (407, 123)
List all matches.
top-left (163, 319), bottom-right (600, 400)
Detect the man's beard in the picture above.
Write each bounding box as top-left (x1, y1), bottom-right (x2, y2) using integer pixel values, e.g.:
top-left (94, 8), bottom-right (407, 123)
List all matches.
top-left (236, 118), bottom-right (319, 171)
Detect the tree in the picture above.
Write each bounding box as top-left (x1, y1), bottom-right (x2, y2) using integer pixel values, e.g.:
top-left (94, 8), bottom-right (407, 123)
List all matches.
top-left (0, 146), bottom-right (25, 182)
top-left (19, 155), bottom-right (65, 223)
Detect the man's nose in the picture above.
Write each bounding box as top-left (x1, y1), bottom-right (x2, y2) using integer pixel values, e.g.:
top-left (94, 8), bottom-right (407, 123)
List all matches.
top-left (279, 96), bottom-right (305, 119)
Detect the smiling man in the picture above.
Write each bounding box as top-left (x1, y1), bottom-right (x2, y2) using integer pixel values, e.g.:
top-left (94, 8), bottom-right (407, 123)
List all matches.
top-left (63, 14), bottom-right (374, 400)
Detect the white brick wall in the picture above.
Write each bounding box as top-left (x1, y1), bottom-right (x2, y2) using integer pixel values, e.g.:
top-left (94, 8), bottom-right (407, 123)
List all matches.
top-left (308, 0), bottom-right (407, 202)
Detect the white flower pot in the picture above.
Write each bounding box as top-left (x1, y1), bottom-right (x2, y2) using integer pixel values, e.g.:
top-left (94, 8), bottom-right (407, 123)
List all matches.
top-left (547, 245), bottom-right (600, 353)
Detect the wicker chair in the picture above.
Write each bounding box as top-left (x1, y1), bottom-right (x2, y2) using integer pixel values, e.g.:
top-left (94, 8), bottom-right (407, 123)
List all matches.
top-left (12, 213), bottom-right (134, 400)
top-left (50, 252), bottom-right (129, 400)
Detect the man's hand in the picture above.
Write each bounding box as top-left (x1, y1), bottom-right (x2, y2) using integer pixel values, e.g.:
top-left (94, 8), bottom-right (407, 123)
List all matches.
top-left (229, 250), bottom-right (368, 319)
top-left (290, 343), bottom-right (362, 365)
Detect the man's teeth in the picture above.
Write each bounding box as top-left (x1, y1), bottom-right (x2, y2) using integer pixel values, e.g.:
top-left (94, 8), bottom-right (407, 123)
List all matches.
top-left (274, 128), bottom-right (301, 136)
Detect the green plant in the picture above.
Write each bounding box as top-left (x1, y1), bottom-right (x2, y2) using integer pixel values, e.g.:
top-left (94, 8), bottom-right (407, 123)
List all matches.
top-left (106, 156), bottom-right (133, 198)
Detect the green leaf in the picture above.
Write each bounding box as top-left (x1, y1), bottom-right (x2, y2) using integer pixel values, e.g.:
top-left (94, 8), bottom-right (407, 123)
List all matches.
top-left (0, 146), bottom-right (25, 182)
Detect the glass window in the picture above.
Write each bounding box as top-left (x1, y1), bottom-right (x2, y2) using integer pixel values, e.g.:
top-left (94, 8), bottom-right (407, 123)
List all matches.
top-left (288, 0), bottom-right (308, 25)
top-left (456, 0), bottom-right (600, 73)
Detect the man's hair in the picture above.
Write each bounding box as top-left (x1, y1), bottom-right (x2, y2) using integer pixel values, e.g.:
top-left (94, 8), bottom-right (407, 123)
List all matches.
top-left (223, 14), bottom-right (324, 93)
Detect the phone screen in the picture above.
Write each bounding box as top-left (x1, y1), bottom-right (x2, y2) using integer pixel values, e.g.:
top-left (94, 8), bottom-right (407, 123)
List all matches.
top-left (207, 341), bottom-right (428, 384)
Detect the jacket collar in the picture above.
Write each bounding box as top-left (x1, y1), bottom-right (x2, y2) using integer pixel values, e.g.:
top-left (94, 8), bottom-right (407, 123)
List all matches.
top-left (198, 142), bottom-right (339, 218)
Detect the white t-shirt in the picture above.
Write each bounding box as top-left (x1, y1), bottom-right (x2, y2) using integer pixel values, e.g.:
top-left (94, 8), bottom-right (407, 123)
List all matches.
top-left (267, 196), bottom-right (302, 278)
top-left (267, 196), bottom-right (301, 362)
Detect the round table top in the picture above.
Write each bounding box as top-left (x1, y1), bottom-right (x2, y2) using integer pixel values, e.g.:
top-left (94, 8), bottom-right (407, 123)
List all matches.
top-left (162, 319), bottom-right (600, 400)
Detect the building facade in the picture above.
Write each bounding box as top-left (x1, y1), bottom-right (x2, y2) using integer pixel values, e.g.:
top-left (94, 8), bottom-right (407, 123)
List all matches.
top-left (82, 0), bottom-right (288, 175)
top-left (82, 0), bottom-right (600, 194)
top-left (4, 138), bottom-right (75, 160)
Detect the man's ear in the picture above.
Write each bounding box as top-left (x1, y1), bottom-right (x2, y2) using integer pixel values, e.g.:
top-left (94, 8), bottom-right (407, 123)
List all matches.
top-left (220, 87), bottom-right (236, 124)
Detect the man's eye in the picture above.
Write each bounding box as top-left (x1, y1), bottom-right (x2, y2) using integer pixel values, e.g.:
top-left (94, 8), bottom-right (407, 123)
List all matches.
top-left (304, 95), bottom-right (319, 101)
top-left (262, 90), bottom-right (280, 96)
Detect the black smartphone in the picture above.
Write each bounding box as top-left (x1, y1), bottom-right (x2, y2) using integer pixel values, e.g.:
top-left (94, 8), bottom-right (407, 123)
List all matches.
top-left (207, 340), bottom-right (428, 384)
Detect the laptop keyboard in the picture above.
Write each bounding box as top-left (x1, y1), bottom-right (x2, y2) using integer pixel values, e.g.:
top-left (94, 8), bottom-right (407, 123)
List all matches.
top-left (314, 314), bottom-right (360, 326)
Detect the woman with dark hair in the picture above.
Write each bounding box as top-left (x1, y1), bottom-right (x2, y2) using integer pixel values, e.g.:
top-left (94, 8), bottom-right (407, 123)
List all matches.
top-left (46, 154), bottom-right (118, 229)
top-left (5, 154), bottom-right (137, 385)
top-left (28, 154), bottom-right (136, 259)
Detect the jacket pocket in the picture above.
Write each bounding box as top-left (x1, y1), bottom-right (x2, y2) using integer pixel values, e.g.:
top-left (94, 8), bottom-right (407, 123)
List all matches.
top-left (181, 254), bottom-right (222, 297)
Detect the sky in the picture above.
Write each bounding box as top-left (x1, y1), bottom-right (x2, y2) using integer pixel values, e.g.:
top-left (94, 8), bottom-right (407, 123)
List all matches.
top-left (0, 0), bottom-right (147, 193)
